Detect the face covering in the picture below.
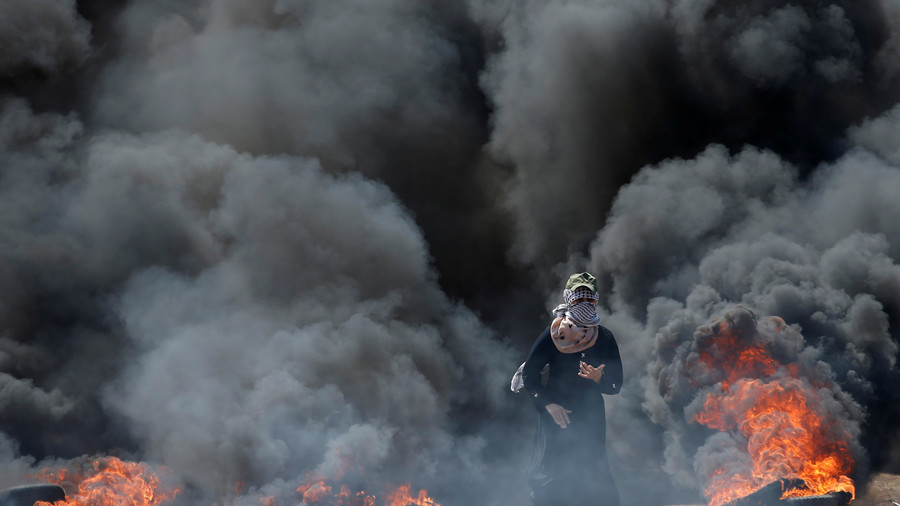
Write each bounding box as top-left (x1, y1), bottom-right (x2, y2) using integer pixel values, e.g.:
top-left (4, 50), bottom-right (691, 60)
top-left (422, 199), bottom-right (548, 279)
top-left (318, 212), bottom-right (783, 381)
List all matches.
top-left (549, 317), bottom-right (599, 354)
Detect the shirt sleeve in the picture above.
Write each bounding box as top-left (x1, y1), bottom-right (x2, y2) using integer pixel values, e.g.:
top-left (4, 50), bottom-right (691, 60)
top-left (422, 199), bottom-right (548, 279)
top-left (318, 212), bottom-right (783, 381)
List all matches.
top-left (596, 326), bottom-right (623, 395)
top-left (521, 326), bottom-right (556, 409)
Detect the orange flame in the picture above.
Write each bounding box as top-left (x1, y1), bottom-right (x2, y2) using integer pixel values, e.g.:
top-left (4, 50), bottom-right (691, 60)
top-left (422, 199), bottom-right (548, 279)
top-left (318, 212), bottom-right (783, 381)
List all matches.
top-left (292, 476), bottom-right (439, 506)
top-left (697, 321), bottom-right (782, 390)
top-left (693, 316), bottom-right (855, 506)
top-left (35, 456), bottom-right (179, 506)
top-left (280, 445), bottom-right (440, 506)
top-left (384, 484), bottom-right (440, 506)
top-left (296, 477), bottom-right (375, 506)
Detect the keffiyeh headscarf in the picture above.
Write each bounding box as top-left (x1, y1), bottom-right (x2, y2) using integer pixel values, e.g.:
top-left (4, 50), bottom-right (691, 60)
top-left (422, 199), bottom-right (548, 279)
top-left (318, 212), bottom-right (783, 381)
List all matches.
top-left (554, 286), bottom-right (601, 326)
top-left (550, 276), bottom-right (602, 353)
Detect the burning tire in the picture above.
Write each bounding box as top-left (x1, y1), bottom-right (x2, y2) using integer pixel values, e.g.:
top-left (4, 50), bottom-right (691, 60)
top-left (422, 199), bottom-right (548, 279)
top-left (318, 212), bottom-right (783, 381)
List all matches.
top-left (725, 479), bottom-right (853, 506)
top-left (0, 484), bottom-right (65, 506)
top-left (782, 492), bottom-right (853, 505)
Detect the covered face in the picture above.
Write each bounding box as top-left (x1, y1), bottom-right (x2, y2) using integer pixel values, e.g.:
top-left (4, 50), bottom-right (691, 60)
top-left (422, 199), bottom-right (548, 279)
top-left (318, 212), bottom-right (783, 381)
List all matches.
top-left (550, 317), bottom-right (599, 352)
top-left (556, 272), bottom-right (601, 326)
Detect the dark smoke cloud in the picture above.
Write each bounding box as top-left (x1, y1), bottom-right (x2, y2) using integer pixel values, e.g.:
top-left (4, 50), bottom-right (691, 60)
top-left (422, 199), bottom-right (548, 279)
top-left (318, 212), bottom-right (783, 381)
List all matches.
top-left (583, 131), bottom-right (900, 499)
top-left (85, 0), bottom-right (525, 316)
top-left (477, 0), bottom-right (676, 265)
top-left (472, 5), bottom-right (900, 497)
top-left (0, 95), bottom-right (524, 503)
top-left (2, 0), bottom-right (900, 505)
top-left (93, 0), bottom-right (458, 155)
top-left (0, 372), bottom-right (73, 441)
top-left (0, 0), bottom-right (91, 76)
top-left (90, 131), bottom-right (518, 499)
top-left (475, 0), bottom-right (900, 265)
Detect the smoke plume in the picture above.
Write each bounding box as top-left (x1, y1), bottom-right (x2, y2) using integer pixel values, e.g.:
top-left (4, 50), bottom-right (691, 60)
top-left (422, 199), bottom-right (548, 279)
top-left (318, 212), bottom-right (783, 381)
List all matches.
top-left (1, 0), bottom-right (899, 505)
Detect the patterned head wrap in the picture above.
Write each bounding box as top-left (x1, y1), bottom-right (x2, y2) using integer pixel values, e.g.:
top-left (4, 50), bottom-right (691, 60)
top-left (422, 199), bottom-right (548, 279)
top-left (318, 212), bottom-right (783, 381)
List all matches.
top-left (564, 286), bottom-right (599, 305)
top-left (552, 281), bottom-right (601, 327)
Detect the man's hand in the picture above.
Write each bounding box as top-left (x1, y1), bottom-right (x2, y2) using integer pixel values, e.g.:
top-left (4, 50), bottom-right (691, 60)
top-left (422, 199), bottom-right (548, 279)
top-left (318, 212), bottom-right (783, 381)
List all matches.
top-left (545, 403), bottom-right (572, 429)
top-left (578, 361), bottom-right (605, 384)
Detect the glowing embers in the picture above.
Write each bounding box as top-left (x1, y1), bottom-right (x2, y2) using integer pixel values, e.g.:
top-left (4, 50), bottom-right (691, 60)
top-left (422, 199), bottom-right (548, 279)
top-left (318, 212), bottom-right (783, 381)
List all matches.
top-left (383, 484), bottom-right (441, 506)
top-left (34, 456), bottom-right (180, 506)
top-left (691, 312), bottom-right (855, 506)
top-left (293, 476), bottom-right (440, 506)
top-left (279, 444), bottom-right (442, 506)
top-left (296, 477), bottom-right (375, 506)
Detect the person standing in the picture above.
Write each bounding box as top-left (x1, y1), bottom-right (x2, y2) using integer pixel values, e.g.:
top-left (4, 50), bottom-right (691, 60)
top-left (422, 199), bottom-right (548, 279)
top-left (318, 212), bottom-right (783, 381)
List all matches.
top-left (518, 272), bottom-right (623, 506)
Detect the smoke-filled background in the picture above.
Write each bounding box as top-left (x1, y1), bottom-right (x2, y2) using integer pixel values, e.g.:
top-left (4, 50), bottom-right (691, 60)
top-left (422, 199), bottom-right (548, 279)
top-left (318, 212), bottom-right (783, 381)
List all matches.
top-left (2, 0), bottom-right (900, 504)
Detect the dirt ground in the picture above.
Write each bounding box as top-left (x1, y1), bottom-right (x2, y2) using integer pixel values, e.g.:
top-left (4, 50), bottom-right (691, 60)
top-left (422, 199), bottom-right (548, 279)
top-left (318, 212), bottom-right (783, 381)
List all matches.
top-left (668, 473), bottom-right (900, 506)
top-left (854, 473), bottom-right (900, 506)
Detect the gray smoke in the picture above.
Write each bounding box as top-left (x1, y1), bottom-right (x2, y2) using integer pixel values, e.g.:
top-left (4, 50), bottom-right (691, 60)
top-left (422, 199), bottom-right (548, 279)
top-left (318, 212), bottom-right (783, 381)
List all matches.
top-left (86, 0), bottom-right (520, 315)
top-left (93, 130), bottom-right (518, 499)
top-left (583, 137), bottom-right (900, 501)
top-left (475, 3), bottom-right (900, 496)
top-left (0, 0), bottom-right (90, 76)
top-left (0, 93), bottom-right (523, 502)
top-left (476, 0), bottom-right (675, 265)
top-left (2, 0), bottom-right (900, 505)
top-left (476, 0), bottom-right (900, 265)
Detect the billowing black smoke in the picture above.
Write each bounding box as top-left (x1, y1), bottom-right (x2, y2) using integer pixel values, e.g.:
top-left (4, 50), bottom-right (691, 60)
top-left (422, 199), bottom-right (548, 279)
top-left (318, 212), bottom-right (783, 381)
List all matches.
top-left (1, 0), bottom-right (899, 505)
top-left (585, 140), bottom-right (900, 502)
top-left (477, 0), bottom-right (900, 266)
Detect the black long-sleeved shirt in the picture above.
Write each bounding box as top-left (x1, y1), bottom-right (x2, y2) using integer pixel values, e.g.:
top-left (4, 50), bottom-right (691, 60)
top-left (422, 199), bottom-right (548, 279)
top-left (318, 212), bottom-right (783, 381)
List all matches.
top-left (521, 324), bottom-right (623, 411)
